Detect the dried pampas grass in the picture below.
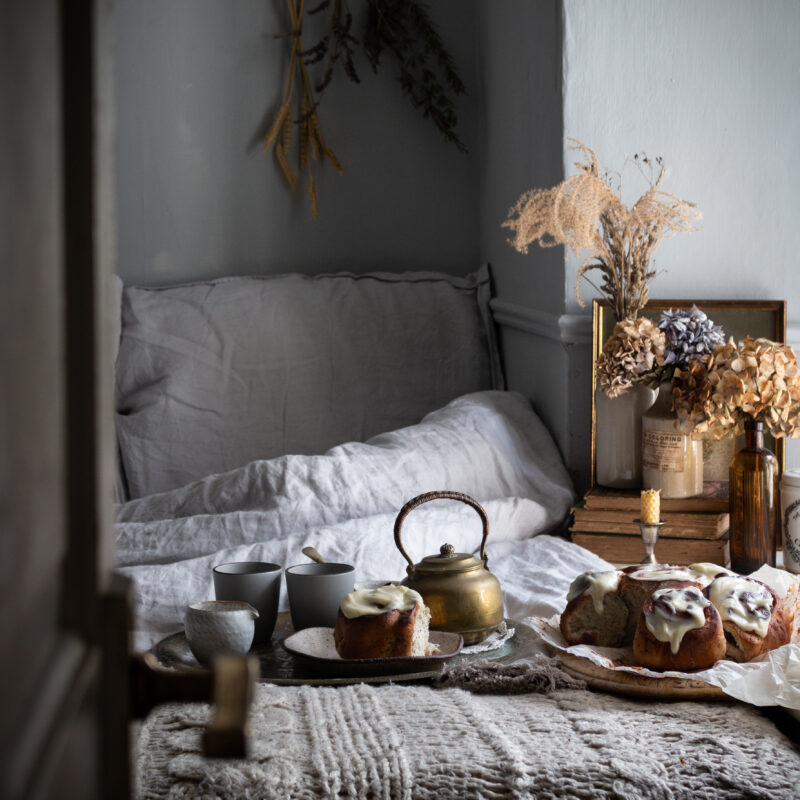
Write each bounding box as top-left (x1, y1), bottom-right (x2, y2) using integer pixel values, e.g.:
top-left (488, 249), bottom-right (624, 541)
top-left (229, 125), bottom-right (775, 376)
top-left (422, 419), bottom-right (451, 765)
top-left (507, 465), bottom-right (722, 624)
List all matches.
top-left (502, 140), bottom-right (702, 321)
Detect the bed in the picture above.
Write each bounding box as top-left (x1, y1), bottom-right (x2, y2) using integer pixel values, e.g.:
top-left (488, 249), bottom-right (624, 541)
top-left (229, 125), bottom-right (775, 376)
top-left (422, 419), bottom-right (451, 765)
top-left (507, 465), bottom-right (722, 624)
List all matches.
top-left (114, 266), bottom-right (800, 798)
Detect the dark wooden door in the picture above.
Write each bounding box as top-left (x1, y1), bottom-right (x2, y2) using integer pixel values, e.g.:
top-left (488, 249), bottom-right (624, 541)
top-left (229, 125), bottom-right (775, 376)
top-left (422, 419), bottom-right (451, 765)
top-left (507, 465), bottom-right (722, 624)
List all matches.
top-left (0, 1), bottom-right (127, 797)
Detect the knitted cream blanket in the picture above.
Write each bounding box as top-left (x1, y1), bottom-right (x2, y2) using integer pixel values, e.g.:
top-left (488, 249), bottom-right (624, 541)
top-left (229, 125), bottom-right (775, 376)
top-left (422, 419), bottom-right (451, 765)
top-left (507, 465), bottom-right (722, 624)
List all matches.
top-left (137, 684), bottom-right (800, 799)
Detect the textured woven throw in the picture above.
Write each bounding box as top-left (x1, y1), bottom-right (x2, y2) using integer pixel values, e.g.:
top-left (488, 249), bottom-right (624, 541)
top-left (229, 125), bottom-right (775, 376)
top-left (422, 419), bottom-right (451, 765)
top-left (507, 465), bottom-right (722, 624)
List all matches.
top-left (137, 683), bottom-right (800, 799)
top-left (434, 653), bottom-right (586, 694)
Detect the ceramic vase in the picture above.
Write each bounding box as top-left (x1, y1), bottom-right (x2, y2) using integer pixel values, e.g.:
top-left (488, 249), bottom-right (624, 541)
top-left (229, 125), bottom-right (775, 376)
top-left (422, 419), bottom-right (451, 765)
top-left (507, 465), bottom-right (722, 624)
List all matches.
top-left (595, 383), bottom-right (657, 488)
top-left (730, 419), bottom-right (779, 573)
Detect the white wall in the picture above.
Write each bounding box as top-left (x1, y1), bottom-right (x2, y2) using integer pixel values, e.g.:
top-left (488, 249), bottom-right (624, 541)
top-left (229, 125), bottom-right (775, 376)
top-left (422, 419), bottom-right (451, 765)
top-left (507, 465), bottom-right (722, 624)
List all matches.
top-left (561, 0), bottom-right (800, 472)
top-left (114, 0), bottom-right (482, 286)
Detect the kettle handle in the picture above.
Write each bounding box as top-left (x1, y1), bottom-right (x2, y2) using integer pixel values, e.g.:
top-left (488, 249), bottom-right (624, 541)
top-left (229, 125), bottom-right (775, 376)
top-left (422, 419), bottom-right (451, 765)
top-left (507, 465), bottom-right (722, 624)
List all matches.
top-left (393, 490), bottom-right (490, 571)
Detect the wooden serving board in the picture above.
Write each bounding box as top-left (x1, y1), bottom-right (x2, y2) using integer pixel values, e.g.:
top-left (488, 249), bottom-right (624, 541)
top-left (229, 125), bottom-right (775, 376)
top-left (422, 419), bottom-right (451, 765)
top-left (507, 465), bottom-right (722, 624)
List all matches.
top-left (558, 651), bottom-right (729, 700)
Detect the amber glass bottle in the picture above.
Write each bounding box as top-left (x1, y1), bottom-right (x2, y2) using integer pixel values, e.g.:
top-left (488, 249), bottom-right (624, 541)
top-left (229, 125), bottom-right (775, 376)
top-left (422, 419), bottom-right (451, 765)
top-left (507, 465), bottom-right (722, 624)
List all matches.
top-left (729, 420), bottom-right (779, 573)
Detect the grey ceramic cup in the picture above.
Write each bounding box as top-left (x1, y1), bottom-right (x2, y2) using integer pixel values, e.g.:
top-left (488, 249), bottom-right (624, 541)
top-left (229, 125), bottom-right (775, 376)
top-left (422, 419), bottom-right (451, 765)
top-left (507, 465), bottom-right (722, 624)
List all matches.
top-left (213, 561), bottom-right (282, 644)
top-left (184, 600), bottom-right (258, 666)
top-left (285, 563), bottom-right (355, 630)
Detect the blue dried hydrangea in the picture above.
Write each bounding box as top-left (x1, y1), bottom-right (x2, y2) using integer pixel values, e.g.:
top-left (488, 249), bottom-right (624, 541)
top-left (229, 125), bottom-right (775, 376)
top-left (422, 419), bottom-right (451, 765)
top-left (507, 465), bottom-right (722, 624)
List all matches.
top-left (658, 306), bottom-right (725, 368)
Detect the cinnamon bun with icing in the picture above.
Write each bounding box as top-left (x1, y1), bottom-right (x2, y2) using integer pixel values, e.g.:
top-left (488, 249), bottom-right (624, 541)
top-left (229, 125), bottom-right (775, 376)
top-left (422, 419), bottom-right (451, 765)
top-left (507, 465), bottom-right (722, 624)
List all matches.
top-left (706, 576), bottom-right (790, 662)
top-left (560, 564), bottom-right (706, 649)
top-left (559, 570), bottom-right (628, 647)
top-left (633, 586), bottom-right (726, 671)
top-left (333, 584), bottom-right (435, 659)
top-left (618, 564), bottom-right (707, 642)
top-left (560, 563), bottom-right (792, 669)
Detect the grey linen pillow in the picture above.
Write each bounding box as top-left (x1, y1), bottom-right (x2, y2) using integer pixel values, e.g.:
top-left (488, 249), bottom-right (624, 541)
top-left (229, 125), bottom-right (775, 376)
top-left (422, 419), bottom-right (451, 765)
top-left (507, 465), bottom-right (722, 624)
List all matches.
top-left (115, 266), bottom-right (503, 499)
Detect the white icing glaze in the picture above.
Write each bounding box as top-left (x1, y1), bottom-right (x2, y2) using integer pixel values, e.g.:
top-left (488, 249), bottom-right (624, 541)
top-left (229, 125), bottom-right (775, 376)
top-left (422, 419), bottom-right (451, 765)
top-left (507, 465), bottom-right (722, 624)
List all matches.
top-left (689, 563), bottom-right (734, 583)
top-left (340, 584), bottom-right (423, 619)
top-left (708, 576), bottom-right (773, 638)
top-left (626, 565), bottom-right (705, 585)
top-left (645, 587), bottom-right (710, 655)
top-left (566, 570), bottom-right (622, 614)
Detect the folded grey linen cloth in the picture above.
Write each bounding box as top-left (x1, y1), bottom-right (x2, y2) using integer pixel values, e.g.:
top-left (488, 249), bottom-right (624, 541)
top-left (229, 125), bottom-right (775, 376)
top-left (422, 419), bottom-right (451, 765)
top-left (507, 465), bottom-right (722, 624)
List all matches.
top-left (434, 654), bottom-right (586, 694)
top-left (136, 683), bottom-right (800, 799)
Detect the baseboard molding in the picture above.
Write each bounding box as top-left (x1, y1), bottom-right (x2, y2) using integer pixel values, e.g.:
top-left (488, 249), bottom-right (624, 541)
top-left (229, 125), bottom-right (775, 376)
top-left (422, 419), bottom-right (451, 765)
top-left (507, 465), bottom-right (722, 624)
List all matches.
top-left (490, 298), bottom-right (592, 345)
top-left (492, 298), bottom-right (800, 351)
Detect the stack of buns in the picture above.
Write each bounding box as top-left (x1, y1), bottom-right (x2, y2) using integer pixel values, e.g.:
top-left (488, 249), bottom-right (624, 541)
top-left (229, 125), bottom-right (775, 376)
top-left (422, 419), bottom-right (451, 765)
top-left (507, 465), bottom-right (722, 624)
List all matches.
top-left (560, 563), bottom-right (791, 671)
top-left (333, 584), bottom-right (438, 659)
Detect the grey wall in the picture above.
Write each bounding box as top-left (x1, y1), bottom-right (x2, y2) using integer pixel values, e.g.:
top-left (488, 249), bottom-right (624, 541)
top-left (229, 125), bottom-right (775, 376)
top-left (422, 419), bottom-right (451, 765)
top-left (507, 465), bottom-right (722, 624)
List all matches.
top-left (475, 0), bottom-right (593, 488)
top-left (114, 0), bottom-right (800, 480)
top-left (560, 0), bottom-right (800, 474)
top-left (562, 0), bottom-right (800, 318)
top-left (476, 0), bottom-right (800, 486)
top-left (115, 0), bottom-right (481, 285)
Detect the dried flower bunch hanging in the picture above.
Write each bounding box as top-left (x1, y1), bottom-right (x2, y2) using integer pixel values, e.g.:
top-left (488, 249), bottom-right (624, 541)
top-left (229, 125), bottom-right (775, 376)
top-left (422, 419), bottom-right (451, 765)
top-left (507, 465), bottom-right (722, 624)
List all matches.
top-left (362, 0), bottom-right (466, 152)
top-left (672, 336), bottom-right (800, 440)
top-left (265, 0), bottom-right (344, 219)
top-left (265, 0), bottom-right (466, 217)
top-left (502, 140), bottom-right (702, 321)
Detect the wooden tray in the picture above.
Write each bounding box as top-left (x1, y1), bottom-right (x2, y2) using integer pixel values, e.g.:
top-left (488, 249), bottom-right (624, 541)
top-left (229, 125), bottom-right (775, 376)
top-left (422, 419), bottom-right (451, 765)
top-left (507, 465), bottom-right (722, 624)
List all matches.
top-left (558, 651), bottom-right (729, 700)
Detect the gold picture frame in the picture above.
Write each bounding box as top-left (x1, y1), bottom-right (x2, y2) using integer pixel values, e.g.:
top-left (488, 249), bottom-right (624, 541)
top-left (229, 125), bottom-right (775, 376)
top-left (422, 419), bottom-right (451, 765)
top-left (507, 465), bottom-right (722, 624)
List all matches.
top-left (590, 299), bottom-right (787, 495)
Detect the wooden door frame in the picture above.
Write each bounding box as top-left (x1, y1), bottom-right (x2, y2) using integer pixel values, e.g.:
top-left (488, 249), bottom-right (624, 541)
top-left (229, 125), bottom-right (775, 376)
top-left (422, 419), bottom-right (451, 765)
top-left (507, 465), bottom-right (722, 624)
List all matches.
top-left (61, 0), bottom-right (130, 796)
top-left (1, 0), bottom-right (126, 797)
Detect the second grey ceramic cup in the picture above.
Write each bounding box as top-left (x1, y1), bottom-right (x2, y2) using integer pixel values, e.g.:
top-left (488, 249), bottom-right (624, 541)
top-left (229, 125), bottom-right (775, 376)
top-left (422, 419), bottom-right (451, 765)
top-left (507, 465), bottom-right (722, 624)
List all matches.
top-left (213, 561), bottom-right (282, 644)
top-left (285, 563), bottom-right (355, 630)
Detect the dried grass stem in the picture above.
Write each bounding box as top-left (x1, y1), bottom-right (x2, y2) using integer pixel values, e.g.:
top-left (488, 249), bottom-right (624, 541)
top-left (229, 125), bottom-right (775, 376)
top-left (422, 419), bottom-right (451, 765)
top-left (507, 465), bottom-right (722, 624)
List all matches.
top-left (503, 140), bottom-right (702, 321)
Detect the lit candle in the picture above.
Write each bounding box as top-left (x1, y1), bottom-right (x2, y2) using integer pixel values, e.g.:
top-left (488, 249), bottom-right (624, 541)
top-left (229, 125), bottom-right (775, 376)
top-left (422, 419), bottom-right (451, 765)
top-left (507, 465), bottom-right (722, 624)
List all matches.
top-left (641, 489), bottom-right (661, 524)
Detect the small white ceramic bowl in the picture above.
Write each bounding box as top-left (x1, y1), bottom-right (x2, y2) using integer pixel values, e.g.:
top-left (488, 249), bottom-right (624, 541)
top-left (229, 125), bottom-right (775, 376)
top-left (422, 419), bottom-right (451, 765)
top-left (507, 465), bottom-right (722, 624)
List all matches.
top-left (184, 600), bottom-right (259, 666)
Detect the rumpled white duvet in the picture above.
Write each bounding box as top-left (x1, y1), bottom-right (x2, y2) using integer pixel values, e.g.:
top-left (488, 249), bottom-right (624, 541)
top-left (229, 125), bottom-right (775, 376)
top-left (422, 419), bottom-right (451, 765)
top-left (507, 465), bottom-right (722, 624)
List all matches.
top-left (117, 391), bottom-right (609, 652)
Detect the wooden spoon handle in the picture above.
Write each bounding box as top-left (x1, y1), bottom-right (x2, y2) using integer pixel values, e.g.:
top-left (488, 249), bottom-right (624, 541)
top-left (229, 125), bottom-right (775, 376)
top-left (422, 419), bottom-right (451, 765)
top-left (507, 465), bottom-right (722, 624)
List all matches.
top-left (302, 546), bottom-right (325, 564)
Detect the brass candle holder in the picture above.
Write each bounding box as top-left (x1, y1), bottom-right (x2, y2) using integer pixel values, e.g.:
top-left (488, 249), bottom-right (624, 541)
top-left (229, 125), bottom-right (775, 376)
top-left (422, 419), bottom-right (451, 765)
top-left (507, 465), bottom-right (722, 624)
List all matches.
top-left (634, 519), bottom-right (664, 564)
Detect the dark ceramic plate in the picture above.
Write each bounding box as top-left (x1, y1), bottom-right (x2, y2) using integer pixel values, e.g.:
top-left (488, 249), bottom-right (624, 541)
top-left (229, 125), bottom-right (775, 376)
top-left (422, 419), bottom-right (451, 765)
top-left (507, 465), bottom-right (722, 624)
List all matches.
top-left (282, 627), bottom-right (463, 677)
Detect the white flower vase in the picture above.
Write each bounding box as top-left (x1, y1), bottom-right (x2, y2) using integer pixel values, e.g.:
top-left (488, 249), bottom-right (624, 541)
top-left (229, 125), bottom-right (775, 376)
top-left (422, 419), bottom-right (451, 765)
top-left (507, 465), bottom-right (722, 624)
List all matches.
top-left (595, 384), bottom-right (658, 488)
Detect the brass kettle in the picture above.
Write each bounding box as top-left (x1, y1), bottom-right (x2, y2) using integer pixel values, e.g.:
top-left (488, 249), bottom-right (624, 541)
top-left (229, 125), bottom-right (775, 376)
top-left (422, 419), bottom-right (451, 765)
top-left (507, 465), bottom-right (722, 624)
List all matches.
top-left (394, 491), bottom-right (503, 645)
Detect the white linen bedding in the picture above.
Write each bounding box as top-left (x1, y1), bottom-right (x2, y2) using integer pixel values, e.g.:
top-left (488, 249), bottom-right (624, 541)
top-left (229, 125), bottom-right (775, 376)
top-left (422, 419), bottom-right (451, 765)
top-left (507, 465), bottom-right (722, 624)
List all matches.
top-left (117, 391), bottom-right (604, 651)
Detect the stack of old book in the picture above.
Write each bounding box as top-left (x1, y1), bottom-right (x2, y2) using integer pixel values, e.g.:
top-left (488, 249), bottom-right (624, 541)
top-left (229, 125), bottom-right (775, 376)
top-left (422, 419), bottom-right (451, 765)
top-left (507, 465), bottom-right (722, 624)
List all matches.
top-left (570, 484), bottom-right (730, 566)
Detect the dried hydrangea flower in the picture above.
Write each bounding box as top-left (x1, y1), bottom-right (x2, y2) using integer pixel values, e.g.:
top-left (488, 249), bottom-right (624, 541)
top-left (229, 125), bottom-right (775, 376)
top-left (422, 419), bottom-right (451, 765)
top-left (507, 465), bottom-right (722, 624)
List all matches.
top-left (597, 317), bottom-right (666, 398)
top-left (673, 336), bottom-right (800, 439)
top-left (658, 306), bottom-right (725, 368)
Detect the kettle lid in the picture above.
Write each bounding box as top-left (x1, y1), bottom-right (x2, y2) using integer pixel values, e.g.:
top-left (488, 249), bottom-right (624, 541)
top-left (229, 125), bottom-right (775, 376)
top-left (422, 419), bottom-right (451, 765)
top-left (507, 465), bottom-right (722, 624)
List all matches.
top-left (413, 543), bottom-right (483, 574)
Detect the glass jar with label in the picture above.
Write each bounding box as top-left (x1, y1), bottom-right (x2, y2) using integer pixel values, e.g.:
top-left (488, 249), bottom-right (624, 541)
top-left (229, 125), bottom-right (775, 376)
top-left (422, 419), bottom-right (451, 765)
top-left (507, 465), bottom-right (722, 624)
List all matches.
top-left (641, 382), bottom-right (703, 499)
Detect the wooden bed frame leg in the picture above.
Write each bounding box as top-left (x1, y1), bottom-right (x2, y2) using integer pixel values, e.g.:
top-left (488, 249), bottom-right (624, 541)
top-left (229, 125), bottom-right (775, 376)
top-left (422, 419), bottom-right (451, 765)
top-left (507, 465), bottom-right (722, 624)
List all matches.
top-left (202, 655), bottom-right (260, 759)
top-left (130, 648), bottom-right (258, 759)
